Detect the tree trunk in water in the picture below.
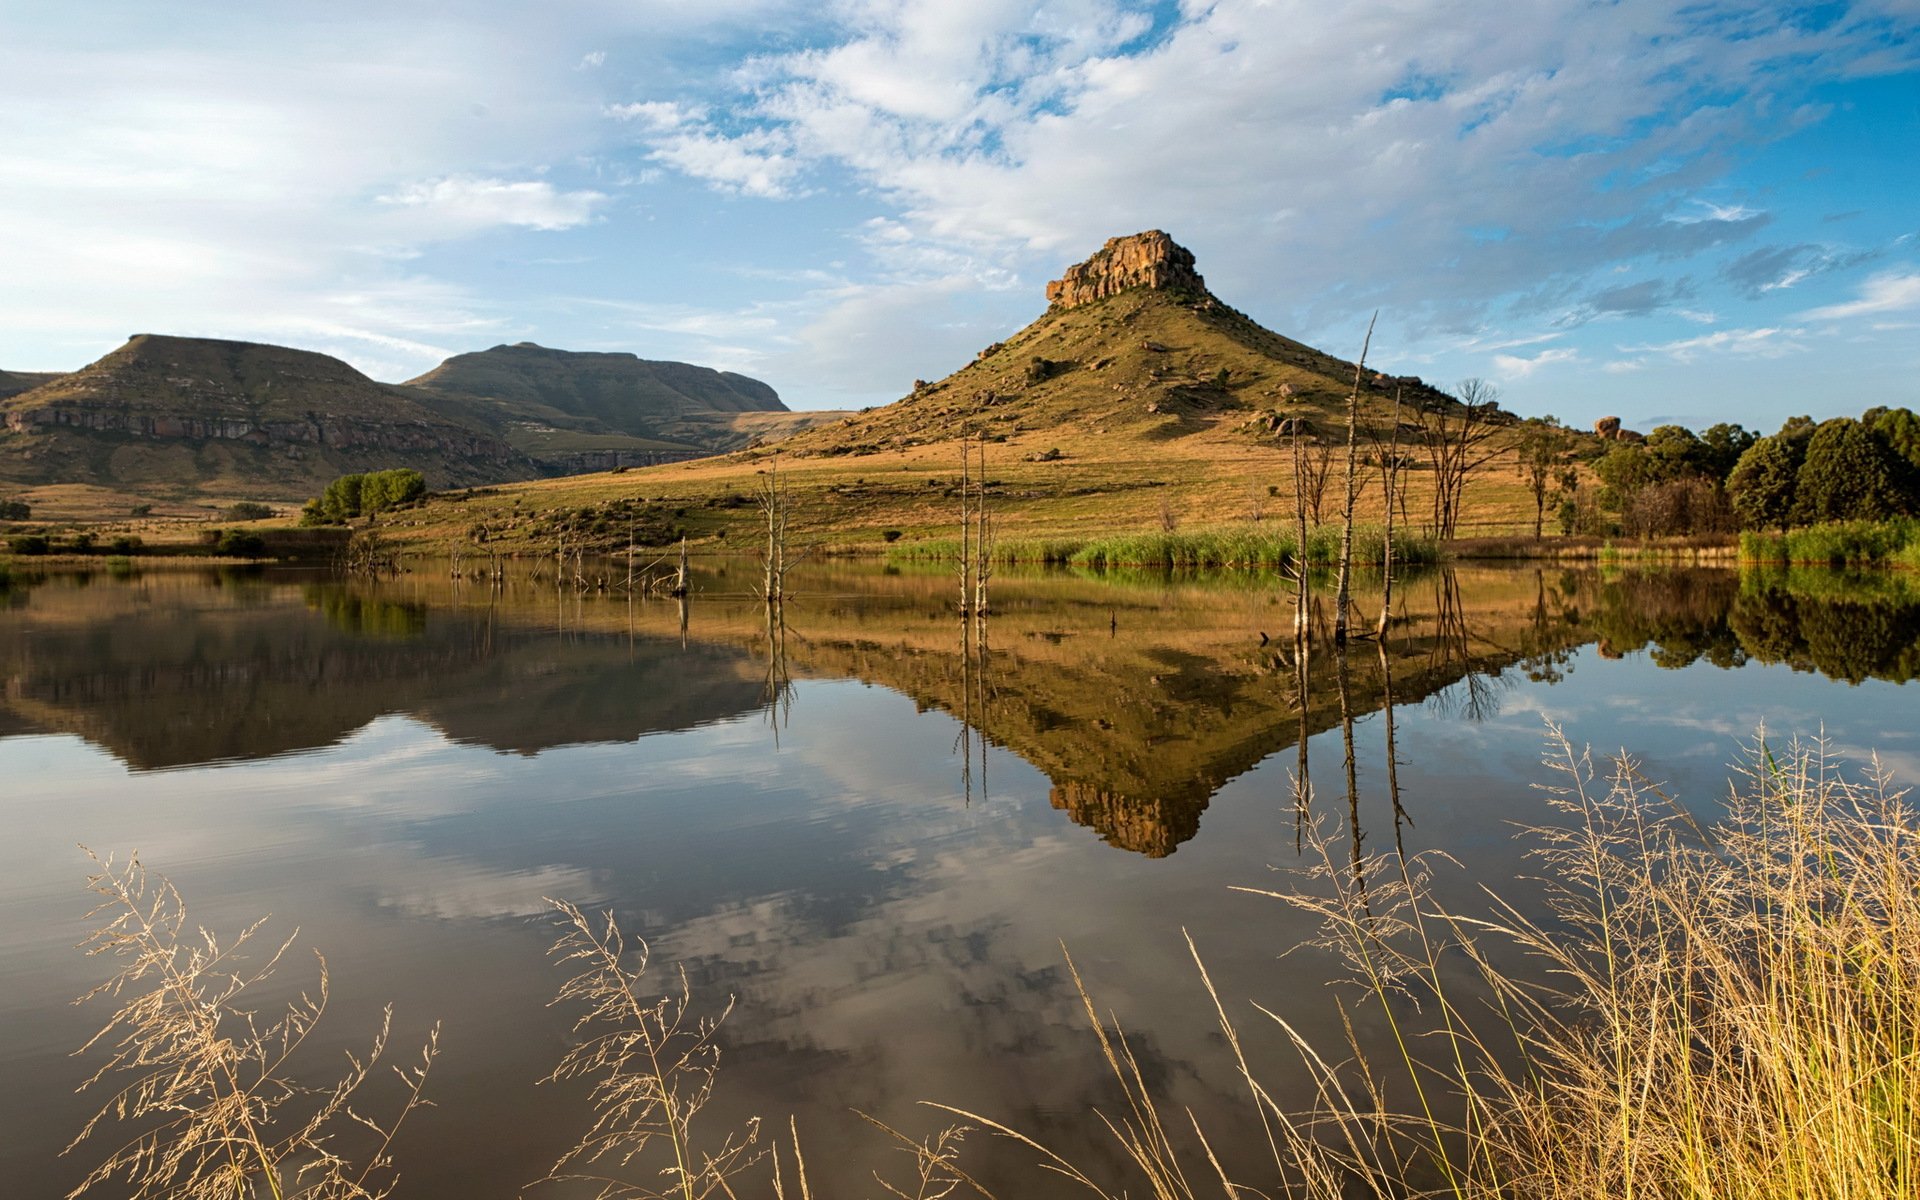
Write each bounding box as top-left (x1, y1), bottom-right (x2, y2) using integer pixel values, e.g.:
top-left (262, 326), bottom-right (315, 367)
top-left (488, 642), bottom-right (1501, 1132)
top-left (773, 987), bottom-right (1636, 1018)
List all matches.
top-left (1333, 312), bottom-right (1376, 645)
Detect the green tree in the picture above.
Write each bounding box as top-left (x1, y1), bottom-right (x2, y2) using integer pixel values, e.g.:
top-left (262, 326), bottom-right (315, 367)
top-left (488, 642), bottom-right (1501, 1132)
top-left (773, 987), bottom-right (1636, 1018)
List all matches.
top-left (0, 498), bottom-right (30, 521)
top-left (1593, 443), bottom-right (1657, 510)
top-left (1643, 424), bottom-right (1710, 480)
top-left (1515, 417), bottom-right (1572, 538)
top-left (1726, 435), bottom-right (1802, 531)
top-left (1865, 406), bottom-right (1920, 471)
top-left (1699, 422), bottom-right (1757, 478)
top-left (1793, 418), bottom-right (1917, 524)
top-left (360, 469), bottom-right (426, 514)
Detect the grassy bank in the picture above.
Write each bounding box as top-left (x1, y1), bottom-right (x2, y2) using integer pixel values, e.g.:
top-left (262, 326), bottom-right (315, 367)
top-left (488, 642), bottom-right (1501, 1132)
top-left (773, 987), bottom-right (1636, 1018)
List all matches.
top-left (885, 523), bottom-right (1438, 570)
top-left (1740, 517), bottom-right (1920, 569)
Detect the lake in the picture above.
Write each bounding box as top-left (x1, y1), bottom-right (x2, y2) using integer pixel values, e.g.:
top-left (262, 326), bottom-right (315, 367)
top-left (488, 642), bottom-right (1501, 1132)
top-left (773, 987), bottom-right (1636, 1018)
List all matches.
top-left (2, 560), bottom-right (1916, 1196)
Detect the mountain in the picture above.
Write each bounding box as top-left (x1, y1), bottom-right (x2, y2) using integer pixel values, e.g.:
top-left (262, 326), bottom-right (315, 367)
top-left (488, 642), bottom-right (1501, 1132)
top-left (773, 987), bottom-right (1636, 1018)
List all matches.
top-left (405, 342), bottom-right (828, 465)
top-left (781, 229), bottom-right (1453, 459)
top-left (0, 334), bottom-right (530, 496)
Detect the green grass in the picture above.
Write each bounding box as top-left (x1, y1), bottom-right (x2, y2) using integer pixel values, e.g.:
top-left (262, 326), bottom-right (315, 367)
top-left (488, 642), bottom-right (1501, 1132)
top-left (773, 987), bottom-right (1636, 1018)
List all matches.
top-left (1741, 517), bottom-right (1920, 567)
top-left (886, 524), bottom-right (1437, 570)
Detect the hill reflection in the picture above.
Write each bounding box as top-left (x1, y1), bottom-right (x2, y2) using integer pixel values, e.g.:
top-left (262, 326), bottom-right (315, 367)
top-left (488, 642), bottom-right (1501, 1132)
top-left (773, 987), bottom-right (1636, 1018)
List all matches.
top-left (1, 562), bottom-right (1913, 853)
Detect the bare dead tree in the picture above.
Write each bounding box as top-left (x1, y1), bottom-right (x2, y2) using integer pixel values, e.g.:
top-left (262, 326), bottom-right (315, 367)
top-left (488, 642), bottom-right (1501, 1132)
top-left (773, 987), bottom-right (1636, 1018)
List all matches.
top-left (1417, 377), bottom-right (1505, 541)
top-left (1333, 312), bottom-right (1376, 645)
top-left (1290, 422), bottom-right (1312, 641)
top-left (757, 454), bottom-right (795, 604)
top-left (957, 435), bottom-right (972, 614)
top-left (1374, 386), bottom-right (1405, 637)
top-left (1301, 439), bottom-right (1335, 527)
top-left (972, 440), bottom-right (993, 616)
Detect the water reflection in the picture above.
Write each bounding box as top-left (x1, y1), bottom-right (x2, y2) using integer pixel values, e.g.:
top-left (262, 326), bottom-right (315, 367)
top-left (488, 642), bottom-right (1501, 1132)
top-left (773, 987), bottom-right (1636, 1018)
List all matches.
top-left (4, 564), bottom-right (1919, 840)
top-left (1, 560), bottom-right (1915, 1197)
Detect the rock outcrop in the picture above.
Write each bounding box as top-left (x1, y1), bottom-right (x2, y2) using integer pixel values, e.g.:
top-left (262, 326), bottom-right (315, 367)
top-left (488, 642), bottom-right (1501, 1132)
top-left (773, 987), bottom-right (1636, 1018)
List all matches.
top-left (1044, 230), bottom-right (1207, 310)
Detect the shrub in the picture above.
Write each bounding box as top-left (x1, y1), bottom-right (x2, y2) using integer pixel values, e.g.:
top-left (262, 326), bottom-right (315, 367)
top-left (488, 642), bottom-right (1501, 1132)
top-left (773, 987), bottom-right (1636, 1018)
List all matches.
top-left (224, 501), bottom-right (275, 521)
top-left (211, 529), bottom-right (267, 558)
top-left (7, 534), bottom-right (49, 555)
top-left (0, 498), bottom-right (30, 521)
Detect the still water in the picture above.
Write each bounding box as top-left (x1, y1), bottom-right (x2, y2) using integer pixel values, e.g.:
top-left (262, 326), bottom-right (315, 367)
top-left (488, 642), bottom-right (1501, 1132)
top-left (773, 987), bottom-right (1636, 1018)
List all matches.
top-left (1, 561), bottom-right (1916, 1195)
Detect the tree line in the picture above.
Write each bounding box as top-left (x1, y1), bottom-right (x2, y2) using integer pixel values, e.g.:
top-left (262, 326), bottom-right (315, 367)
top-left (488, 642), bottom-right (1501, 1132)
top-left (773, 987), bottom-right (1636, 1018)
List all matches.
top-left (1511, 407), bottom-right (1920, 539)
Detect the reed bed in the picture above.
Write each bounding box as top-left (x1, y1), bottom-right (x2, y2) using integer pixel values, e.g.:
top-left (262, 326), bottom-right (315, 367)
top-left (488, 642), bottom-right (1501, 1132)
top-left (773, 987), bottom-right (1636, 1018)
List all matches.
top-left (886, 525), bottom-right (1437, 571)
top-left (1740, 517), bottom-right (1920, 568)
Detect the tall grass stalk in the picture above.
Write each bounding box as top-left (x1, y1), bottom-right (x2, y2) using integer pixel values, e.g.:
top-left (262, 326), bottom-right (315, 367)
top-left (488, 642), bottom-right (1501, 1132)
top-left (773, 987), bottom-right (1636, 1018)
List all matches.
top-left (65, 851), bottom-right (438, 1200)
top-left (944, 730), bottom-right (1920, 1200)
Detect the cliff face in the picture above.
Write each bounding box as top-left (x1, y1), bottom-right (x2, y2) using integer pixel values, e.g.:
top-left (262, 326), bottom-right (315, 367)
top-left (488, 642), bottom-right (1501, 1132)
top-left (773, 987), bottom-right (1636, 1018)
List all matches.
top-left (0, 335), bottom-right (531, 494)
top-left (1043, 229), bottom-right (1207, 309)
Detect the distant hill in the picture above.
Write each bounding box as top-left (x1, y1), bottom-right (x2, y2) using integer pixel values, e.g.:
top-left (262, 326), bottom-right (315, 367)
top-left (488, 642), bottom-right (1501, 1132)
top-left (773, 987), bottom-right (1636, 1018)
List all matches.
top-left (0, 368), bottom-right (63, 400)
top-left (404, 342), bottom-right (826, 464)
top-left (780, 229), bottom-right (1455, 459)
top-left (0, 336), bottom-right (839, 498)
top-left (0, 334), bottom-right (531, 496)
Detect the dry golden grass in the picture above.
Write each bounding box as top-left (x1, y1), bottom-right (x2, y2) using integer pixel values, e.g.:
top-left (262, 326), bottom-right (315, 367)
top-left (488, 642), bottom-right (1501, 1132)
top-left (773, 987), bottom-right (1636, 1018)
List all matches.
top-left (65, 851), bottom-right (438, 1200)
top-left (949, 729), bottom-right (1920, 1200)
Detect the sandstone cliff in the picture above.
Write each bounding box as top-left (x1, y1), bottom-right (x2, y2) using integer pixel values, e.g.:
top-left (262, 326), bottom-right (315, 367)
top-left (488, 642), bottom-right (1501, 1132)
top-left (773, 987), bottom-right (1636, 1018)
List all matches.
top-left (1044, 229), bottom-right (1206, 309)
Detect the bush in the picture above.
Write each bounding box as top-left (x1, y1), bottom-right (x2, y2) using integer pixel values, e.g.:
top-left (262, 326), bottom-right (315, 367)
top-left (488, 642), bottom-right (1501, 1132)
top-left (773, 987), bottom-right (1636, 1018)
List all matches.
top-left (128, 504), bottom-right (152, 517)
top-left (224, 501), bottom-right (275, 521)
top-left (0, 498), bottom-right (30, 521)
top-left (7, 534), bottom-right (49, 555)
top-left (210, 529), bottom-right (267, 558)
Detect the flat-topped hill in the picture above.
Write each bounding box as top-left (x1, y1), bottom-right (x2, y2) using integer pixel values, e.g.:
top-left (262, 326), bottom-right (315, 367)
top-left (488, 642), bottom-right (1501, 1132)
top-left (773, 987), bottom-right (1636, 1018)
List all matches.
top-left (778, 230), bottom-right (1451, 460)
top-left (405, 342), bottom-right (811, 460)
top-left (0, 334), bottom-right (530, 496)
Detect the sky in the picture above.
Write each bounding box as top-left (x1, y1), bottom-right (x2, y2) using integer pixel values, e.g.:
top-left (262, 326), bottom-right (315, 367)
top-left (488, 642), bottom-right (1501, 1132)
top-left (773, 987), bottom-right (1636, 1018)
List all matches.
top-left (1, 0), bottom-right (1916, 431)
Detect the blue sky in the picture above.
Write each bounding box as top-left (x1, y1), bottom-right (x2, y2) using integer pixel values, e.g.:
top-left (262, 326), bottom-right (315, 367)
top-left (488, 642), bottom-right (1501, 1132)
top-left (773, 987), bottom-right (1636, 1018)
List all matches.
top-left (1, 0), bottom-right (1915, 431)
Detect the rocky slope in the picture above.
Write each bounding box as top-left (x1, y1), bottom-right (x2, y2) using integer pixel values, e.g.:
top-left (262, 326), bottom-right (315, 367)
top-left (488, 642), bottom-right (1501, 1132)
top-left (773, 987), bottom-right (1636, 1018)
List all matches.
top-left (778, 229), bottom-right (1453, 459)
top-left (0, 334), bottom-right (531, 496)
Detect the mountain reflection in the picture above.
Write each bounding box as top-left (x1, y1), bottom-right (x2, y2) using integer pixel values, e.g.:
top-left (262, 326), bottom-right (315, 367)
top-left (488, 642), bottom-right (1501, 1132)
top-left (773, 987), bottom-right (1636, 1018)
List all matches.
top-left (1, 563), bottom-right (1916, 851)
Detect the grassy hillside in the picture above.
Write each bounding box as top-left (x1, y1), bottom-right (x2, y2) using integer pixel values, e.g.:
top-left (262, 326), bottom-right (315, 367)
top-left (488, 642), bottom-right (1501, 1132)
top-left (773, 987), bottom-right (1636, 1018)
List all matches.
top-left (0, 334), bottom-right (529, 497)
top-left (0, 368), bottom-right (62, 399)
top-left (404, 341), bottom-right (809, 457)
top-left (381, 274), bottom-right (1547, 554)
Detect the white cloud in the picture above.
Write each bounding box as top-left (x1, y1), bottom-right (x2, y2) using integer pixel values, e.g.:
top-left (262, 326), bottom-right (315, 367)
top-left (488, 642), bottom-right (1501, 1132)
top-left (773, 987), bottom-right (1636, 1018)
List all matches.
top-left (379, 176), bottom-right (608, 232)
top-left (1494, 347), bottom-right (1582, 378)
top-left (1620, 326), bottom-right (1809, 363)
top-left (1799, 270), bottom-right (1920, 320)
top-left (609, 0), bottom-right (1901, 344)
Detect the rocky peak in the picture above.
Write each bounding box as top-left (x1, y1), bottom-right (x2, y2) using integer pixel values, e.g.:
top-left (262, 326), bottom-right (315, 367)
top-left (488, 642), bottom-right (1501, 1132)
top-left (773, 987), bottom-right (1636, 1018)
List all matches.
top-left (1044, 230), bottom-right (1207, 310)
